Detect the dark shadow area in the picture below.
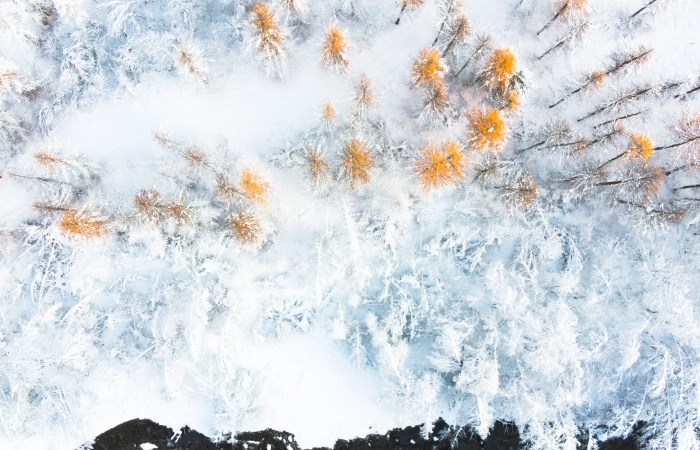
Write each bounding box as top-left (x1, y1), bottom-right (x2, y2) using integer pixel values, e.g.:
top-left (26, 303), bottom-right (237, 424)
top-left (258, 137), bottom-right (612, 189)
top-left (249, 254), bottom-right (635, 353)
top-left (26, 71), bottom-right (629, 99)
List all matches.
top-left (80, 417), bottom-right (642, 450)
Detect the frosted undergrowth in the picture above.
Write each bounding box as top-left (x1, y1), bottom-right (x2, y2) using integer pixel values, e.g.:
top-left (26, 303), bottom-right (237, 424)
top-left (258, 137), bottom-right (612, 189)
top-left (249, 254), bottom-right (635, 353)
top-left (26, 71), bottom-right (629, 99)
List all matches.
top-left (1, 0), bottom-right (699, 449)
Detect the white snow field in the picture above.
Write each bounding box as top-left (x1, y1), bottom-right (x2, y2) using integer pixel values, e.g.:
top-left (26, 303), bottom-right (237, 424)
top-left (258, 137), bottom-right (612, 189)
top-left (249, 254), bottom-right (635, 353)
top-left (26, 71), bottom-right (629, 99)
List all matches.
top-left (1, 0), bottom-right (700, 449)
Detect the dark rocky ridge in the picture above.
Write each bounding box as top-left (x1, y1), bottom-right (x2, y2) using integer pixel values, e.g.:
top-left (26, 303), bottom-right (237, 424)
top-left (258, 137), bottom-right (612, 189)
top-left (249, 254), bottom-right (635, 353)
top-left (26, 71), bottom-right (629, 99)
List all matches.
top-left (80, 418), bottom-right (640, 450)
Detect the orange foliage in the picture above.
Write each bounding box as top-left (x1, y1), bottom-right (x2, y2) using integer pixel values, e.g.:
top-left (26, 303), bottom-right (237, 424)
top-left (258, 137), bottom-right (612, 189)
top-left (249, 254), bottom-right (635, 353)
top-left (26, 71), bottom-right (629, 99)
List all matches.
top-left (590, 70), bottom-right (606, 89)
top-left (411, 47), bottom-right (448, 87)
top-left (415, 139), bottom-right (466, 190)
top-left (305, 147), bottom-right (330, 187)
top-left (562, 0), bottom-right (588, 15)
top-left (163, 200), bottom-right (193, 225)
top-left (503, 174), bottom-right (538, 209)
top-left (466, 108), bottom-right (508, 151)
top-left (483, 48), bottom-right (517, 92)
top-left (503, 90), bottom-right (520, 111)
top-left (184, 146), bottom-right (207, 167)
top-left (340, 138), bottom-right (374, 188)
top-left (58, 208), bottom-right (108, 239)
top-left (33, 151), bottom-right (65, 171)
top-left (322, 101), bottom-right (336, 124)
top-left (229, 210), bottom-right (262, 244)
top-left (239, 168), bottom-right (269, 204)
top-left (628, 133), bottom-right (654, 161)
top-left (321, 26), bottom-right (350, 70)
top-left (402, 0), bottom-right (425, 8)
top-left (251, 2), bottom-right (284, 54)
top-left (135, 189), bottom-right (164, 222)
top-left (178, 48), bottom-right (199, 75)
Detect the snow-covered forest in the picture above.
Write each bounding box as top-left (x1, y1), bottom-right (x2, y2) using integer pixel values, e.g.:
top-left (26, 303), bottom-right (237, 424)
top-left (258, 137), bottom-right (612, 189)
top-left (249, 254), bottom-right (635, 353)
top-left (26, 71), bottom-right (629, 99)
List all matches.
top-left (1, 0), bottom-right (699, 448)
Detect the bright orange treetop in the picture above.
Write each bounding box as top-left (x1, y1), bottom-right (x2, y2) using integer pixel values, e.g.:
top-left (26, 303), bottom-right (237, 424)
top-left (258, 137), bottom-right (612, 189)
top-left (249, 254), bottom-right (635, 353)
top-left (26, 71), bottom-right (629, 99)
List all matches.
top-left (340, 139), bottom-right (374, 188)
top-left (251, 2), bottom-right (284, 54)
top-left (322, 26), bottom-right (350, 70)
top-left (411, 47), bottom-right (448, 87)
top-left (59, 208), bottom-right (109, 239)
top-left (466, 108), bottom-right (507, 151)
top-left (628, 133), bottom-right (654, 161)
top-left (415, 139), bottom-right (466, 190)
top-left (483, 48), bottom-right (517, 92)
top-left (240, 168), bottom-right (270, 204)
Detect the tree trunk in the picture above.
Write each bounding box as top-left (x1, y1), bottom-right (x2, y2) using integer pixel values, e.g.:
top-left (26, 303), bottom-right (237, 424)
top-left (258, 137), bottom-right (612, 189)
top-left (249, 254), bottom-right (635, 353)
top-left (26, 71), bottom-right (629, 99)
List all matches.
top-left (631, 0), bottom-right (660, 18)
top-left (455, 40), bottom-right (488, 77)
top-left (592, 110), bottom-right (644, 129)
top-left (395, 4), bottom-right (407, 25)
top-left (578, 86), bottom-right (652, 122)
top-left (654, 136), bottom-right (699, 151)
top-left (674, 184), bottom-right (700, 191)
top-left (536, 2), bottom-right (569, 36)
top-left (606, 49), bottom-right (653, 76)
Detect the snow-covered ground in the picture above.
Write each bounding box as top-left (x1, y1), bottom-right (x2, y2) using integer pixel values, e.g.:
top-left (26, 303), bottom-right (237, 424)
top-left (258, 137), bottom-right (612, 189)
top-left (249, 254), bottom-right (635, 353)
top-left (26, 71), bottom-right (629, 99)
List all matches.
top-left (1, 0), bottom-right (700, 449)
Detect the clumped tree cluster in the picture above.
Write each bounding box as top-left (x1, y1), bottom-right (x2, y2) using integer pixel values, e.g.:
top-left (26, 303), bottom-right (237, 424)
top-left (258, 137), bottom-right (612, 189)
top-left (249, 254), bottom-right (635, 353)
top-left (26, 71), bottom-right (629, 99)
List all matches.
top-left (272, 74), bottom-right (385, 193)
top-left (6, 148), bottom-right (109, 240)
top-left (145, 131), bottom-right (272, 244)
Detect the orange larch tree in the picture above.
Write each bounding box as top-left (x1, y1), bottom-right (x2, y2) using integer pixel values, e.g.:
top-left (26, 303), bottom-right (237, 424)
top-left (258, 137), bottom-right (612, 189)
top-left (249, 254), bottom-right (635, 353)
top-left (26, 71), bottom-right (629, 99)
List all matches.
top-left (239, 168), bottom-right (270, 204)
top-left (305, 145), bottom-right (330, 189)
top-left (321, 25), bottom-right (350, 71)
top-left (58, 208), bottom-right (109, 239)
top-left (229, 210), bottom-right (262, 244)
top-left (415, 139), bottom-right (466, 190)
top-left (501, 90), bottom-right (521, 112)
top-left (466, 107), bottom-right (508, 151)
top-left (597, 132), bottom-right (654, 170)
top-left (339, 138), bottom-right (373, 188)
top-left (411, 47), bottom-right (448, 88)
top-left (250, 2), bottom-right (286, 77)
top-left (322, 101), bottom-right (336, 126)
top-left (482, 48), bottom-right (517, 93)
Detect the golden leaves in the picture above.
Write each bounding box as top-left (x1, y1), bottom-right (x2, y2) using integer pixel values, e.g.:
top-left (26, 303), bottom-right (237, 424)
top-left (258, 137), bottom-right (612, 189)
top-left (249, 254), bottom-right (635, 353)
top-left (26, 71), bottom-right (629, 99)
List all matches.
top-left (251, 2), bottom-right (284, 55)
top-left (321, 26), bottom-right (350, 70)
top-left (483, 48), bottom-right (517, 92)
top-left (466, 108), bottom-right (508, 151)
top-left (229, 210), bottom-right (262, 244)
top-left (239, 168), bottom-right (270, 204)
top-left (628, 133), bottom-right (654, 161)
top-left (415, 139), bottom-right (466, 190)
top-left (58, 208), bottom-right (109, 239)
top-left (411, 47), bottom-right (448, 87)
top-left (339, 138), bottom-right (374, 188)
